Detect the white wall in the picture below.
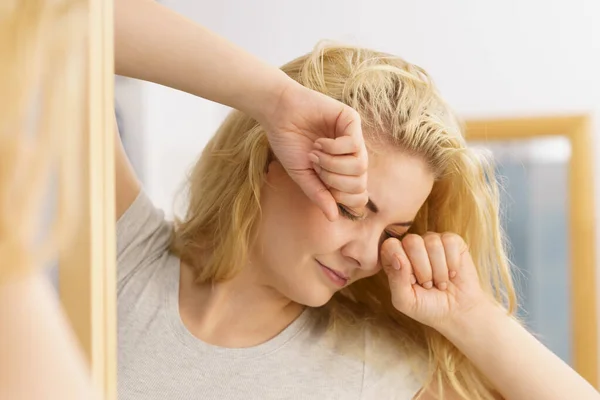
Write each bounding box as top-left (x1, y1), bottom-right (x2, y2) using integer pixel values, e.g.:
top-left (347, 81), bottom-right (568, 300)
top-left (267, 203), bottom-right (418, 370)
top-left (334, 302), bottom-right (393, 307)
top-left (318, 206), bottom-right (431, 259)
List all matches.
top-left (124, 0), bottom-right (600, 376)
top-left (139, 0), bottom-right (600, 216)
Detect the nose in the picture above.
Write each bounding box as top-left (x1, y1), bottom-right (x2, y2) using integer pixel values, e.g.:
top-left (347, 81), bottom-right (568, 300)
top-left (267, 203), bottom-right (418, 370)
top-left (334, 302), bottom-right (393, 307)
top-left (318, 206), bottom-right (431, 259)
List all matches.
top-left (339, 223), bottom-right (382, 271)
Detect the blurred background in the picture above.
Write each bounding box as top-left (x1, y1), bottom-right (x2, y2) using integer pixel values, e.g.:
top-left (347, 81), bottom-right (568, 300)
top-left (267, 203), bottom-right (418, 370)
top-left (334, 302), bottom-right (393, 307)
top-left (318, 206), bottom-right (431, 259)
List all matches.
top-left (114, 0), bottom-right (600, 374)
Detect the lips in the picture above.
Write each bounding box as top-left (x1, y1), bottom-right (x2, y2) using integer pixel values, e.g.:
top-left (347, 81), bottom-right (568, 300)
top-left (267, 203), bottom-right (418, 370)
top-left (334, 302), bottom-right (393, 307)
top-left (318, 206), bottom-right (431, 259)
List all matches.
top-left (317, 260), bottom-right (350, 282)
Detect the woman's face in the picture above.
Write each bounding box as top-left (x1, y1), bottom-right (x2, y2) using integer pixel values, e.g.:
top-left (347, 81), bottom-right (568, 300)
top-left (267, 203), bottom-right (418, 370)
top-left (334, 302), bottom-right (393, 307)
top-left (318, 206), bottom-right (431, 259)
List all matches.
top-left (251, 149), bottom-right (435, 307)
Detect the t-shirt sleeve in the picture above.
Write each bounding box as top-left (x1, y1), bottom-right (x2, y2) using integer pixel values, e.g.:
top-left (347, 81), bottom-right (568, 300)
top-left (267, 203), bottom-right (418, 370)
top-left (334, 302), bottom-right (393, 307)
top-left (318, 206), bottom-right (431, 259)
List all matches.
top-left (116, 190), bottom-right (173, 288)
top-left (362, 326), bottom-right (429, 399)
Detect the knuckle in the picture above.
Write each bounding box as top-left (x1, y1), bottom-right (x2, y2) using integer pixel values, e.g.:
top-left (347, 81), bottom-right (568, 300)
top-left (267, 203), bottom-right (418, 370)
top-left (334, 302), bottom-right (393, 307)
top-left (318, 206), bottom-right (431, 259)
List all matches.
top-left (357, 157), bottom-right (368, 173)
top-left (349, 181), bottom-right (366, 194)
top-left (343, 135), bottom-right (359, 151)
top-left (330, 189), bottom-right (344, 202)
top-left (423, 232), bottom-right (442, 249)
top-left (382, 236), bottom-right (400, 250)
top-left (358, 192), bottom-right (369, 206)
top-left (356, 175), bottom-right (368, 192)
top-left (441, 232), bottom-right (464, 249)
top-left (380, 238), bottom-right (394, 255)
top-left (401, 234), bottom-right (423, 250)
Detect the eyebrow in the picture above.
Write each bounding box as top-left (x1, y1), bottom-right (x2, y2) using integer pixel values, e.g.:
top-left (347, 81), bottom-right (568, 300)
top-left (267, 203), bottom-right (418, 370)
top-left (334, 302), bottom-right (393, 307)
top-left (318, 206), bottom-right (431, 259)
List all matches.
top-left (367, 198), bottom-right (413, 227)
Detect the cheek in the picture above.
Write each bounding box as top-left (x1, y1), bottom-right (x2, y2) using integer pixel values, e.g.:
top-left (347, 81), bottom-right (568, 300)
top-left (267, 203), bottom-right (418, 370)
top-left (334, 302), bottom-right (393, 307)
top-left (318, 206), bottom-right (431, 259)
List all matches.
top-left (257, 172), bottom-right (339, 255)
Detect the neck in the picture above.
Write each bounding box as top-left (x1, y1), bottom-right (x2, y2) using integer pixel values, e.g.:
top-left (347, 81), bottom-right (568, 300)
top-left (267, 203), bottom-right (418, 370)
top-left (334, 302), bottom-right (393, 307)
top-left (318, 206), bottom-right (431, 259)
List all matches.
top-left (178, 262), bottom-right (305, 348)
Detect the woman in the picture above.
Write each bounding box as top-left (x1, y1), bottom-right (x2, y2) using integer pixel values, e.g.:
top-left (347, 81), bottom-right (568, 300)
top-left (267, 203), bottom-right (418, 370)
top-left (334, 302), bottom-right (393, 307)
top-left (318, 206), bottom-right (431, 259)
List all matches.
top-left (0, 0), bottom-right (365, 398)
top-left (0, 0), bottom-right (98, 399)
top-left (115, 1), bottom-right (599, 399)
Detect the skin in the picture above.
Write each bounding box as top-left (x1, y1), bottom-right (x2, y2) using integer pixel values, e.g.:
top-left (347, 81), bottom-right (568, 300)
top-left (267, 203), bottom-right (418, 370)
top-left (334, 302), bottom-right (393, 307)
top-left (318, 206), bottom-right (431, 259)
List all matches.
top-left (115, 1), bottom-right (600, 398)
top-left (177, 149), bottom-right (434, 348)
top-left (115, 0), bottom-right (368, 222)
top-left (254, 150), bottom-right (433, 308)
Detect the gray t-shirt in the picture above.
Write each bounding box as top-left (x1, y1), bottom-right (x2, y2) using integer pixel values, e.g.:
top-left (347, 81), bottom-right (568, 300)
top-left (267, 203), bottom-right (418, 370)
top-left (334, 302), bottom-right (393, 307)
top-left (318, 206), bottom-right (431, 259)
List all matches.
top-left (117, 191), bottom-right (427, 400)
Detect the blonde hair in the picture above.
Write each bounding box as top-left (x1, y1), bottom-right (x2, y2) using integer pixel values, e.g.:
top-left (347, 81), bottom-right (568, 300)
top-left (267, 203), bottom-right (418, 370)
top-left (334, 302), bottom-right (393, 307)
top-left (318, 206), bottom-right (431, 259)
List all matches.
top-left (172, 43), bottom-right (516, 399)
top-left (0, 0), bottom-right (86, 282)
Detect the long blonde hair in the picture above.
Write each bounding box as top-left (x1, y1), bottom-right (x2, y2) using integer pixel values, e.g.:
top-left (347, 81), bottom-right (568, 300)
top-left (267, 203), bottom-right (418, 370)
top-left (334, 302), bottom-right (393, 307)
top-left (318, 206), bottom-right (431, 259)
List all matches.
top-left (0, 0), bottom-right (86, 282)
top-left (172, 43), bottom-right (516, 399)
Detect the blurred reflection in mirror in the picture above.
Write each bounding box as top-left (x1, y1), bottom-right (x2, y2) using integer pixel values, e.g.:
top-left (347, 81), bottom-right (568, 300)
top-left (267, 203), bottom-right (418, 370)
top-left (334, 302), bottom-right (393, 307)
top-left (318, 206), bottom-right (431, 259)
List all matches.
top-left (470, 136), bottom-right (572, 364)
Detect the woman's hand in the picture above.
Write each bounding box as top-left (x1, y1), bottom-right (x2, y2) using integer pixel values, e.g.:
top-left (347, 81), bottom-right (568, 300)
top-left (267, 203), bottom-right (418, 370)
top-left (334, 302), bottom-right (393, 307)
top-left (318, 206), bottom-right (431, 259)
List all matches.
top-left (115, 0), bottom-right (368, 221)
top-left (380, 232), bottom-right (498, 332)
top-left (259, 81), bottom-right (369, 221)
top-left (382, 233), bottom-right (600, 400)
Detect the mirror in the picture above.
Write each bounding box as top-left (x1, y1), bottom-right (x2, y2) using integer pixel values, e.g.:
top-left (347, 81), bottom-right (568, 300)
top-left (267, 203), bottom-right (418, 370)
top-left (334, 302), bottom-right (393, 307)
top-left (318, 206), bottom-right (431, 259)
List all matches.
top-left (469, 136), bottom-right (572, 363)
top-left (465, 115), bottom-right (597, 385)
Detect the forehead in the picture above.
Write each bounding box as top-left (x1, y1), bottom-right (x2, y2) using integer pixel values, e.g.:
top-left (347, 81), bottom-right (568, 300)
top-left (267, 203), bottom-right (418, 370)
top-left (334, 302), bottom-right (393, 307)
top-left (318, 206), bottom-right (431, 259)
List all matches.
top-left (366, 150), bottom-right (434, 218)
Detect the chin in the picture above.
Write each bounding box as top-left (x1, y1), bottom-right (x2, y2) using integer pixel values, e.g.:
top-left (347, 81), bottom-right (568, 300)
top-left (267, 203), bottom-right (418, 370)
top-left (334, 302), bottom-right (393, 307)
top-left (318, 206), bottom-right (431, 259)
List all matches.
top-left (289, 286), bottom-right (335, 308)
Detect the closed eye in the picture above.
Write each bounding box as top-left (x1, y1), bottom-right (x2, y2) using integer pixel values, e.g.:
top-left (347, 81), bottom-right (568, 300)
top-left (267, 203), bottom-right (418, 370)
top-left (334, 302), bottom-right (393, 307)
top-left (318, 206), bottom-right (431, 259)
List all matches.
top-left (338, 204), bottom-right (408, 242)
top-left (337, 204), bottom-right (363, 221)
top-left (383, 230), bottom-right (407, 241)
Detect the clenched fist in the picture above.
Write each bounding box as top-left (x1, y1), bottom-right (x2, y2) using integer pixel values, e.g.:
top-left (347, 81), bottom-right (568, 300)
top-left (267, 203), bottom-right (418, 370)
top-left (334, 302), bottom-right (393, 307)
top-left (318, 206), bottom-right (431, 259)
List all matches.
top-left (262, 82), bottom-right (368, 222)
top-left (381, 232), bottom-right (496, 331)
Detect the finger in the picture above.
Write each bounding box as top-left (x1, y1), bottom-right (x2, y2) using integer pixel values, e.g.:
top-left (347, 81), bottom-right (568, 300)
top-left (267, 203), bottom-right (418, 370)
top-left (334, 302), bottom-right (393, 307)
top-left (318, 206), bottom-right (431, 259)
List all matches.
top-left (289, 168), bottom-right (339, 221)
top-left (333, 106), bottom-right (368, 165)
top-left (441, 233), bottom-right (461, 281)
top-left (315, 136), bottom-right (362, 155)
top-left (334, 106), bottom-right (364, 144)
top-left (441, 233), bottom-right (475, 285)
top-left (381, 238), bottom-right (417, 311)
top-left (380, 237), bottom-right (400, 270)
top-left (380, 239), bottom-right (418, 286)
top-left (330, 189), bottom-right (369, 210)
top-left (309, 150), bottom-right (367, 176)
top-left (317, 167), bottom-right (367, 195)
top-left (423, 232), bottom-right (449, 290)
top-left (402, 234), bottom-right (433, 289)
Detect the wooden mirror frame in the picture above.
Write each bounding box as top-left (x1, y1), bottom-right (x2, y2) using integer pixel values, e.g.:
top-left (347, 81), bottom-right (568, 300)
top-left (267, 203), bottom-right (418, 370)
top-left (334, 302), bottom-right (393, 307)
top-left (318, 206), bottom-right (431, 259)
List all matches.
top-left (465, 115), bottom-right (598, 387)
top-left (48, 4), bottom-right (598, 393)
top-left (58, 0), bottom-right (116, 398)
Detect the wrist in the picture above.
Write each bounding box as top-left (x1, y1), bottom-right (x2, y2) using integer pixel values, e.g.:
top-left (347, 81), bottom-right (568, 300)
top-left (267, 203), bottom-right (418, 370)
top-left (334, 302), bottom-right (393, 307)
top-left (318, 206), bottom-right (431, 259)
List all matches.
top-left (437, 300), bottom-right (510, 342)
top-left (243, 68), bottom-right (297, 127)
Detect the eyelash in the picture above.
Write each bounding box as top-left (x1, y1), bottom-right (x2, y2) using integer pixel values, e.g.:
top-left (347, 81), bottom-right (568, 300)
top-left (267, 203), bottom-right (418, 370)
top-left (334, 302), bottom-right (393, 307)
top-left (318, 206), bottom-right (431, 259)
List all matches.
top-left (337, 204), bottom-right (362, 221)
top-left (337, 204), bottom-right (406, 241)
top-left (383, 230), bottom-right (406, 241)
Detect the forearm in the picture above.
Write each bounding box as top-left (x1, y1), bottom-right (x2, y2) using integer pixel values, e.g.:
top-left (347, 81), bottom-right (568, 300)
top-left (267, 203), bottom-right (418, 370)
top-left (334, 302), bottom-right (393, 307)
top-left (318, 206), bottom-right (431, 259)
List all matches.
top-left (441, 306), bottom-right (599, 400)
top-left (114, 0), bottom-right (291, 122)
top-left (0, 274), bottom-right (98, 400)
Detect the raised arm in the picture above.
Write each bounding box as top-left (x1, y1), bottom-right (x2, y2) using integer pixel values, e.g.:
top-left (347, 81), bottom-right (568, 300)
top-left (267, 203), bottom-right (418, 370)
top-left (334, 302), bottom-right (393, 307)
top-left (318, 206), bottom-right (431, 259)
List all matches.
top-left (437, 305), bottom-right (599, 400)
top-left (114, 0), bottom-right (289, 123)
top-left (380, 235), bottom-right (600, 400)
top-left (0, 276), bottom-right (98, 400)
top-left (113, 0), bottom-right (369, 221)
top-left (113, 0), bottom-right (289, 219)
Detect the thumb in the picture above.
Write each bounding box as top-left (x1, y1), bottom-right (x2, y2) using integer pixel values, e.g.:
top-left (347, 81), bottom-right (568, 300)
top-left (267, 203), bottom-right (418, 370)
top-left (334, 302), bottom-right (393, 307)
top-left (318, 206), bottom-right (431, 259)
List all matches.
top-left (333, 104), bottom-right (362, 141)
top-left (288, 168), bottom-right (338, 221)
